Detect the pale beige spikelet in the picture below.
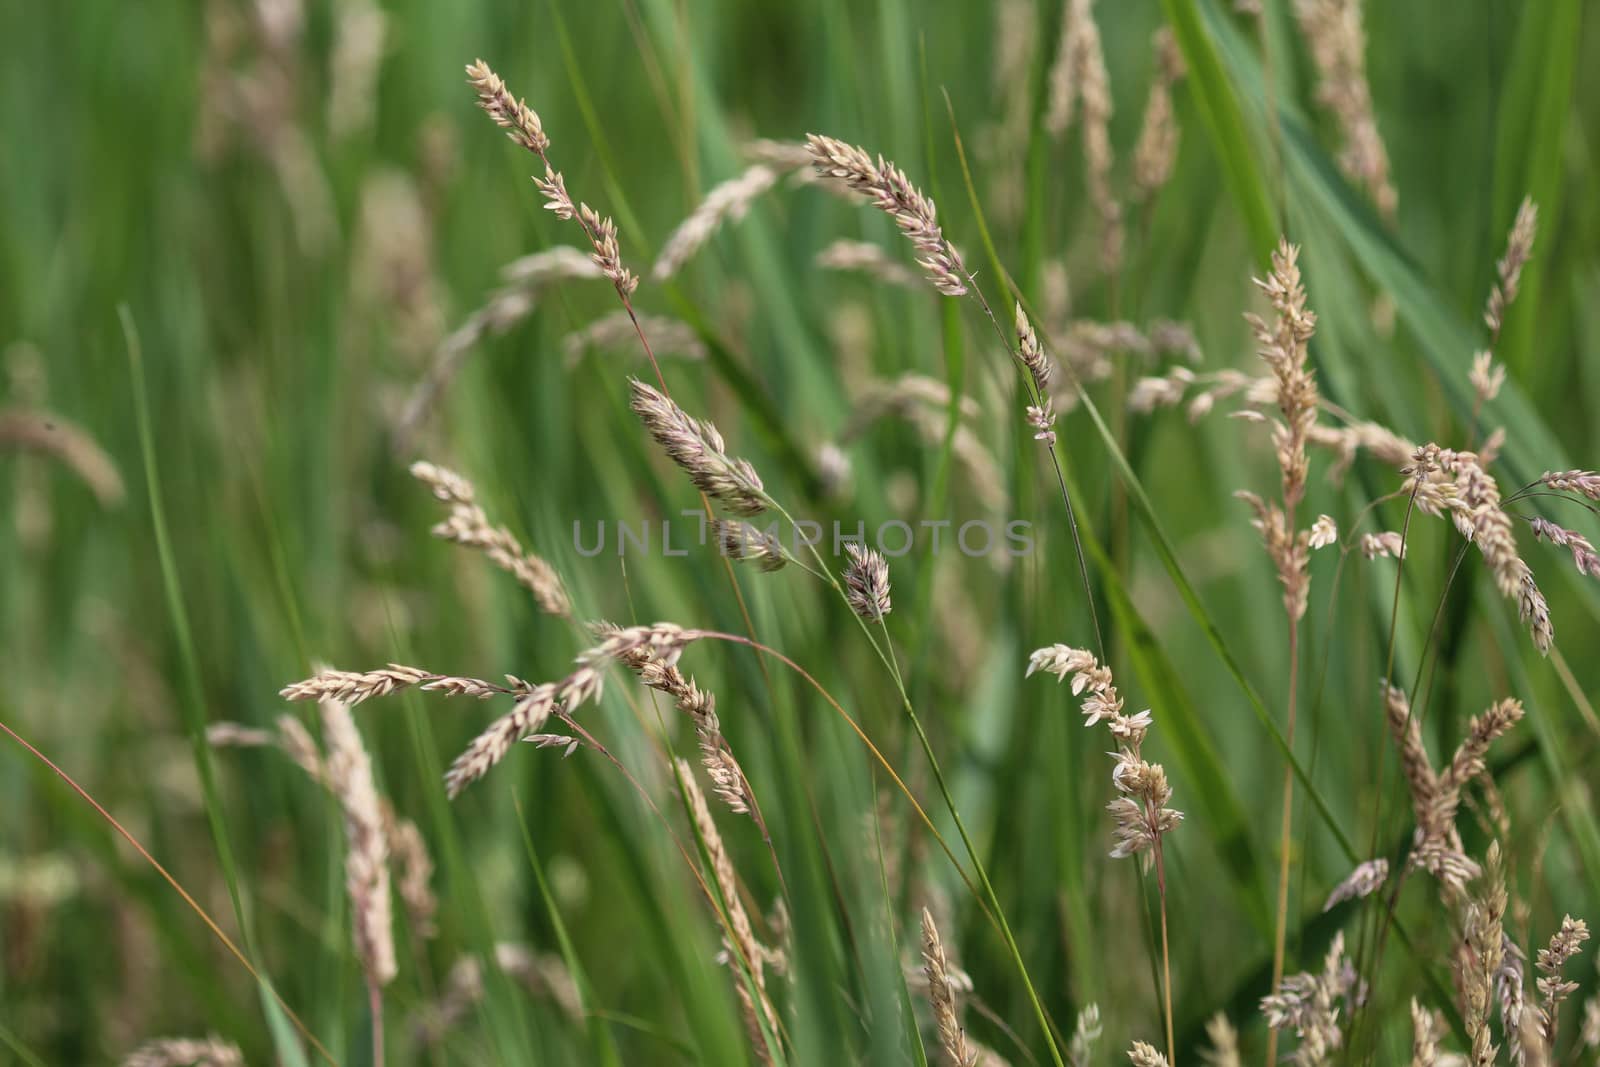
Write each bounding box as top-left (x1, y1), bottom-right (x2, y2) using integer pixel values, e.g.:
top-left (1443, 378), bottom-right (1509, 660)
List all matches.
top-left (1260, 932), bottom-right (1357, 1065)
top-left (210, 714), bottom-right (437, 938)
top-left (1236, 490), bottom-right (1312, 620)
top-left (1382, 681), bottom-right (1439, 825)
top-left (841, 374), bottom-right (982, 436)
top-left (204, 722), bottom-right (277, 750)
top-left (280, 662), bottom-right (520, 706)
top-left (321, 695), bottom-right (398, 988)
top-left (741, 138), bottom-right (816, 171)
top-left (392, 246), bottom-right (603, 451)
top-left (385, 813), bottom-right (438, 939)
top-left (464, 57), bottom-right (548, 153)
top-left (630, 378), bottom-right (769, 515)
top-left (920, 907), bottom-right (979, 1067)
top-left (678, 758), bottom-right (779, 1060)
top-left (653, 161), bottom-right (797, 280)
top-left (635, 657), bottom-right (755, 816)
top-left (1542, 469), bottom-right (1600, 500)
top-left (1442, 698), bottom-right (1525, 793)
top-left (1410, 998), bottom-right (1441, 1067)
top-left (1380, 681), bottom-right (1523, 891)
top-left (1527, 516), bottom-right (1600, 577)
top-left (418, 943), bottom-right (583, 1044)
top-left (465, 59), bottom-right (638, 297)
top-left (1127, 1042), bottom-right (1170, 1067)
top-left (0, 409), bottom-right (126, 507)
top-left (1233, 239), bottom-right (1323, 630)
top-left (410, 460), bottom-right (573, 616)
top-left (1470, 350), bottom-right (1506, 407)
top-left (1052, 321), bottom-right (1202, 401)
top-left (1045, 0), bottom-right (1121, 269)
top-left (1463, 843), bottom-right (1508, 1066)
top-left (1535, 915), bottom-right (1590, 1046)
top-left (327, 0), bottom-right (386, 139)
top-left (1293, 0), bottom-right (1398, 221)
top-left (814, 441), bottom-right (853, 499)
top-left (1067, 1003), bottom-right (1103, 1067)
top-left (816, 239), bottom-right (922, 288)
top-left (120, 1035), bottom-right (244, 1067)
top-left (275, 714), bottom-right (326, 781)
top-left (444, 682), bottom-right (556, 799)
top-left (1015, 303), bottom-right (1053, 395)
top-left (805, 133), bottom-right (968, 296)
top-left (1359, 531), bottom-right (1405, 560)
top-left (1309, 514), bottom-right (1338, 550)
top-left (1027, 645), bottom-right (1177, 863)
top-left (445, 624), bottom-right (698, 797)
top-left (280, 663), bottom-right (441, 705)
top-left (1133, 28), bottom-right (1185, 202)
top-left (351, 170), bottom-right (446, 359)
top-left (1045, 0), bottom-right (1087, 135)
top-left (712, 519), bottom-right (791, 573)
top-left (1322, 857), bottom-right (1388, 911)
top-left (1500, 930), bottom-right (1532, 1067)
top-left (522, 732), bottom-right (581, 757)
top-left (1247, 238), bottom-right (1320, 511)
top-left (1201, 1013), bottom-right (1241, 1067)
top-left (1417, 446), bottom-right (1551, 653)
top-left (1486, 197), bottom-right (1538, 340)
top-left (562, 310), bottom-right (706, 368)
top-left (842, 542), bottom-right (892, 622)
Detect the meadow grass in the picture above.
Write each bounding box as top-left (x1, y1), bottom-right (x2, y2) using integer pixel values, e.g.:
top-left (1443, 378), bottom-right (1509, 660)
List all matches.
top-left (2, 1), bottom-right (1600, 1064)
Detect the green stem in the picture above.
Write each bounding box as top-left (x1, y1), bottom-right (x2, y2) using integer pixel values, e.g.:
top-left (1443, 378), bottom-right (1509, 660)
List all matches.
top-left (763, 498), bottom-right (1066, 1067)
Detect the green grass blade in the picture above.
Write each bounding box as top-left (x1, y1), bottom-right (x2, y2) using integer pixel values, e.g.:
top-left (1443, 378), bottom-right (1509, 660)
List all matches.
top-left (1491, 0), bottom-right (1582, 378)
top-left (1159, 0), bottom-right (1279, 263)
top-left (126, 306), bottom-right (312, 1063)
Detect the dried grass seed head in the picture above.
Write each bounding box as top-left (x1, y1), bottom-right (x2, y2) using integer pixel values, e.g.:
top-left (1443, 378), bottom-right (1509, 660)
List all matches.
top-left (919, 907), bottom-right (980, 1067)
top-left (805, 133), bottom-right (968, 296)
top-left (1322, 858), bottom-right (1388, 912)
top-left (121, 1036), bottom-right (245, 1067)
top-left (630, 378), bottom-right (768, 515)
top-left (321, 696), bottom-right (398, 986)
top-left (1486, 197), bottom-right (1538, 338)
top-left (713, 519), bottom-right (789, 572)
top-left (843, 542), bottom-right (892, 621)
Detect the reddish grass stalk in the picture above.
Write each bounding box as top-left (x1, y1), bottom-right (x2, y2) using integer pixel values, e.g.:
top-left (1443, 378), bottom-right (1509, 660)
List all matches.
top-left (0, 716), bottom-right (335, 1065)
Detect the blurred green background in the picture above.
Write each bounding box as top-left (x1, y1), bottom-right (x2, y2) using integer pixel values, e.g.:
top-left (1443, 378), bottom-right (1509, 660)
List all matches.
top-left (2, 0), bottom-right (1598, 1063)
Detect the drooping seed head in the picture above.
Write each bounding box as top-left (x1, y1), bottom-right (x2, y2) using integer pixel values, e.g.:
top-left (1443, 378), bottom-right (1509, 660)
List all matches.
top-left (842, 542), bottom-right (891, 622)
top-left (630, 378), bottom-right (767, 515)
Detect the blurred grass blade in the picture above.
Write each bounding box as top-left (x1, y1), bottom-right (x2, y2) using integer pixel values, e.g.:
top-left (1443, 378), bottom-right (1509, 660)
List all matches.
top-left (513, 796), bottom-right (625, 1067)
top-left (943, 114), bottom-right (1359, 866)
top-left (1158, 0), bottom-right (1279, 263)
top-left (1491, 0), bottom-right (1581, 377)
top-left (126, 306), bottom-right (317, 1065)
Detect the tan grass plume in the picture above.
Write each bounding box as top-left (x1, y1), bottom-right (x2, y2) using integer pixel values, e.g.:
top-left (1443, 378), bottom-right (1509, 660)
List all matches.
top-left (805, 134), bottom-right (968, 296)
top-left (919, 907), bottom-right (978, 1067)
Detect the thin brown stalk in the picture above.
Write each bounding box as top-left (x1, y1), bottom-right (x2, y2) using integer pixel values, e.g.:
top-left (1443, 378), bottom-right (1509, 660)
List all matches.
top-left (0, 716), bottom-right (335, 1065)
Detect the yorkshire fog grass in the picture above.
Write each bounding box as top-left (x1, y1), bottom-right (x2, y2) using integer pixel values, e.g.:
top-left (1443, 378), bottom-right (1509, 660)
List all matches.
top-left (3, 3), bottom-right (1600, 1065)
